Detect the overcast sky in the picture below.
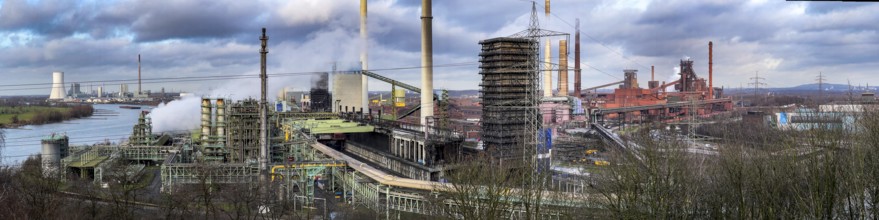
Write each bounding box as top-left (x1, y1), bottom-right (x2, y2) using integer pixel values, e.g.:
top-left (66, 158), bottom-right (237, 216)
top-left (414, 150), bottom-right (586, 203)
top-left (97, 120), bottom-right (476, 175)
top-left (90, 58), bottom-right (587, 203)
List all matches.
top-left (0, 0), bottom-right (877, 97)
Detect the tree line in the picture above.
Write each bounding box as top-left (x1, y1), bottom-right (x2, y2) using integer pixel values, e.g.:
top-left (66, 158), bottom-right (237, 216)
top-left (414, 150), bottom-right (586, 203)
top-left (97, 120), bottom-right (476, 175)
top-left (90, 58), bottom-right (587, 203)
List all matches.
top-left (27, 105), bottom-right (94, 125)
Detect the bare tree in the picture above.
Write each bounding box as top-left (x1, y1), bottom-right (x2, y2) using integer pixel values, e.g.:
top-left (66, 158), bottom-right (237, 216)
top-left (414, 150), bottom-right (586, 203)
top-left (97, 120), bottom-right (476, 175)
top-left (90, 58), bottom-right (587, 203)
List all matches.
top-left (437, 152), bottom-right (518, 219)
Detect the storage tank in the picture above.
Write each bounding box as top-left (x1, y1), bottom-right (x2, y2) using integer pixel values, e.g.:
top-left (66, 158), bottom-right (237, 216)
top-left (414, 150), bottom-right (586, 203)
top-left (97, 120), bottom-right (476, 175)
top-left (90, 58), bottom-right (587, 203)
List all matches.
top-left (201, 98), bottom-right (211, 142)
top-left (41, 134), bottom-right (69, 176)
top-left (216, 98), bottom-right (226, 146)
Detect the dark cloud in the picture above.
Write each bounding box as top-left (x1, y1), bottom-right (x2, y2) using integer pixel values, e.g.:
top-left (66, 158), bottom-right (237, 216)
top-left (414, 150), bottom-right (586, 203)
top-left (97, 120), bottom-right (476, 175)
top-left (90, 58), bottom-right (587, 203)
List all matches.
top-left (1, 0), bottom-right (879, 95)
top-left (805, 2), bottom-right (872, 14)
top-left (118, 1), bottom-right (264, 42)
top-left (0, 0), bottom-right (90, 39)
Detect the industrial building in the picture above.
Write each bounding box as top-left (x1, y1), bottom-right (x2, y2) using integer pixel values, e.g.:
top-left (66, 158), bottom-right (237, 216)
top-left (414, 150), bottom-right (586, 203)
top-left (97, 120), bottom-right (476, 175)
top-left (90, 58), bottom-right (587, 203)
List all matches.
top-left (39, 1), bottom-right (750, 218)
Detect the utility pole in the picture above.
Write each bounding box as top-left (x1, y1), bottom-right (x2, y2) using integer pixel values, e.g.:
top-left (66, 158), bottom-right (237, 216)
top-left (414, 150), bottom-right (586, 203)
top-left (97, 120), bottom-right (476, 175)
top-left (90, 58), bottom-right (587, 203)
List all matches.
top-left (259, 28), bottom-right (269, 176)
top-left (816, 72), bottom-right (826, 105)
top-left (749, 71), bottom-right (766, 105)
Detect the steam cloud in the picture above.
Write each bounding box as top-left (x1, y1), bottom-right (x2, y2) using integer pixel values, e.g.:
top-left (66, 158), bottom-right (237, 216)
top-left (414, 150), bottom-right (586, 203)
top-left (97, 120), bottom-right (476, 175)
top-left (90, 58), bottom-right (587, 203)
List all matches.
top-left (148, 23), bottom-right (362, 133)
top-left (149, 94), bottom-right (201, 133)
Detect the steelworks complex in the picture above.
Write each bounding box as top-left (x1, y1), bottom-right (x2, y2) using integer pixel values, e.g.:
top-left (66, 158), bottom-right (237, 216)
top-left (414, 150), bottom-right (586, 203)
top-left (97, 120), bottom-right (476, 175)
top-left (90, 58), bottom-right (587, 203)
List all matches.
top-left (35, 1), bottom-right (771, 218)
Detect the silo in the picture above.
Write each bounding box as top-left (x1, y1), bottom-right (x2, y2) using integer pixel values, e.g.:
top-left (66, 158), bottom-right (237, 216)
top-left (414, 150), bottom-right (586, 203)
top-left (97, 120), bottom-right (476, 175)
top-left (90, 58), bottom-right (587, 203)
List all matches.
top-left (201, 98), bottom-right (211, 143)
top-left (49, 72), bottom-right (67, 99)
top-left (216, 98), bottom-right (226, 147)
top-left (41, 134), bottom-right (69, 176)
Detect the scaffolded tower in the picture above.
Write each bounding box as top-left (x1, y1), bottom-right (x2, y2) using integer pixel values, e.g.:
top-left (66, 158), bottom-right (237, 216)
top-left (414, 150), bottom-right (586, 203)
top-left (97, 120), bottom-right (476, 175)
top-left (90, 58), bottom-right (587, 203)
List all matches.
top-left (227, 99), bottom-right (260, 163)
top-left (479, 37), bottom-right (538, 163)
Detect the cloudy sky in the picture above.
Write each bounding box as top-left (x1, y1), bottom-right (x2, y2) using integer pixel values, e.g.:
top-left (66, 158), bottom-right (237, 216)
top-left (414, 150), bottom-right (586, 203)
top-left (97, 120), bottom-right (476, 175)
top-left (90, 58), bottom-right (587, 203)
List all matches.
top-left (0, 0), bottom-right (877, 97)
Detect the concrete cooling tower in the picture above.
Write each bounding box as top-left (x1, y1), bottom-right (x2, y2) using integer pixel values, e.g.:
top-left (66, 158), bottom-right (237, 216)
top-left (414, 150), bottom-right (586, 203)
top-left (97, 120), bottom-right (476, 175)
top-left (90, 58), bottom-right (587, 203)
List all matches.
top-left (49, 71), bottom-right (67, 100)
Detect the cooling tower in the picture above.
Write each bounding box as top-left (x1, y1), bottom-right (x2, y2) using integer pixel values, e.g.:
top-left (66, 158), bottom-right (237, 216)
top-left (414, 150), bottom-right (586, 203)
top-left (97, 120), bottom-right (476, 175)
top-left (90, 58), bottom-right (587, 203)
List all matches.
top-left (49, 72), bottom-right (66, 99)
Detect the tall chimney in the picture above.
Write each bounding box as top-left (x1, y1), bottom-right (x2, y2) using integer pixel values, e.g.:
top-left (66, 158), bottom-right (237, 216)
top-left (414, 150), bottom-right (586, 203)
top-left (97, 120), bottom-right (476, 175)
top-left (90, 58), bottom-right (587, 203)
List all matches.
top-left (558, 40), bottom-right (568, 96)
top-left (259, 28), bottom-right (269, 173)
top-left (545, 0), bottom-right (550, 15)
top-left (709, 41), bottom-right (713, 99)
top-left (544, 41), bottom-right (552, 97)
top-left (543, 0), bottom-right (552, 97)
top-left (420, 0), bottom-right (434, 126)
top-left (574, 18), bottom-right (581, 98)
top-left (651, 65), bottom-right (655, 81)
top-left (361, 0), bottom-right (369, 113)
top-left (138, 54), bottom-right (141, 95)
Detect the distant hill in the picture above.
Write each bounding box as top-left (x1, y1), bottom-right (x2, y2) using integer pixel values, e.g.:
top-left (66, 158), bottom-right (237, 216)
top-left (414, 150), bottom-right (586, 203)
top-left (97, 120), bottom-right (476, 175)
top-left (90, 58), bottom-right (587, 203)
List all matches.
top-left (722, 83), bottom-right (875, 93)
top-left (781, 83), bottom-right (861, 91)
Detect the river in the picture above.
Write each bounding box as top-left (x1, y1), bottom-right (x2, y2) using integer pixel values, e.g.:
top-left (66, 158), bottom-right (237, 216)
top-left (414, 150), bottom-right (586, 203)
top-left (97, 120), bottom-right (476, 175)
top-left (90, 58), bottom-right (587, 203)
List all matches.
top-left (1, 104), bottom-right (151, 165)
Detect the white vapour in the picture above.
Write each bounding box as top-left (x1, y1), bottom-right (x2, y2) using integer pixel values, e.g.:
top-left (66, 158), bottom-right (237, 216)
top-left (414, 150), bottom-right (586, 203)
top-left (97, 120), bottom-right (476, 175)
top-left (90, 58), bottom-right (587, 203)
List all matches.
top-left (665, 66), bottom-right (681, 92)
top-left (149, 95), bottom-right (202, 133)
top-left (148, 19), bottom-right (363, 133)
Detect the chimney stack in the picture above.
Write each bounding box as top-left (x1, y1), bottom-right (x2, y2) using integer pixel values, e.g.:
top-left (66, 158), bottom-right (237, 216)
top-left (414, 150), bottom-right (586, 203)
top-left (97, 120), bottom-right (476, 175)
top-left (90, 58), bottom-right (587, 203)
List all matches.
top-left (544, 41), bottom-right (552, 97)
top-left (361, 0), bottom-right (369, 114)
top-left (574, 18), bottom-right (581, 98)
top-left (138, 54), bottom-right (141, 95)
top-left (558, 40), bottom-right (568, 96)
top-left (420, 0), bottom-right (434, 126)
top-left (543, 0), bottom-right (552, 97)
top-left (259, 28), bottom-right (269, 173)
top-left (709, 41), bottom-right (713, 99)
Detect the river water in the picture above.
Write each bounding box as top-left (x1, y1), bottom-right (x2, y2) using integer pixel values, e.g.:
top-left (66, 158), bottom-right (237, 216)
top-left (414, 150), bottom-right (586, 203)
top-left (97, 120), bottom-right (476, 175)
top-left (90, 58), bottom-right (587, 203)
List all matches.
top-left (1, 104), bottom-right (151, 165)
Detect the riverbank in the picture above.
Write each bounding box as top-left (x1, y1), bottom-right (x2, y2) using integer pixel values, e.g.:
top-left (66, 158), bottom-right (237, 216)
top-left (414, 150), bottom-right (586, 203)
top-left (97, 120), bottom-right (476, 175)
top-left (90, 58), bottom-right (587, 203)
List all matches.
top-left (1, 104), bottom-right (145, 165)
top-left (0, 105), bottom-right (94, 128)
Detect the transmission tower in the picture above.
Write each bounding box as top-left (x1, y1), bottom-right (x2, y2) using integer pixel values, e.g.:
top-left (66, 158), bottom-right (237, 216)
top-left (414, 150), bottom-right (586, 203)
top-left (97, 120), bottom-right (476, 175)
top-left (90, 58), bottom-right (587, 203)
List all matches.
top-left (749, 71), bottom-right (766, 104)
top-left (816, 72), bottom-right (826, 104)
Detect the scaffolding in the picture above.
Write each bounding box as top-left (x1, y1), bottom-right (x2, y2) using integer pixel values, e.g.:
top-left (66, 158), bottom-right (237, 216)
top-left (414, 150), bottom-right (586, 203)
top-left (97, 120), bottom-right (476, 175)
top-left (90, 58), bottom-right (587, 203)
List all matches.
top-left (227, 99), bottom-right (260, 163)
top-left (129, 111), bottom-right (153, 146)
top-left (479, 37), bottom-right (539, 163)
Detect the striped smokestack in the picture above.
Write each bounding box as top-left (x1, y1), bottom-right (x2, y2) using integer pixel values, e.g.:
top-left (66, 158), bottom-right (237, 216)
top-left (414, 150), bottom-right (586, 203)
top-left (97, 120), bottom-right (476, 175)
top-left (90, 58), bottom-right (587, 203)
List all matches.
top-left (558, 40), bottom-right (568, 96)
top-left (361, 0), bottom-right (369, 113)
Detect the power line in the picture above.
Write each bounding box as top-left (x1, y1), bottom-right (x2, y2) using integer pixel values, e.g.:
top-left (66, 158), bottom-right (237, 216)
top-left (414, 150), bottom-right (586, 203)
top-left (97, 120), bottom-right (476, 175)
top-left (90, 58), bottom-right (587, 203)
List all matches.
top-left (0, 62), bottom-right (480, 92)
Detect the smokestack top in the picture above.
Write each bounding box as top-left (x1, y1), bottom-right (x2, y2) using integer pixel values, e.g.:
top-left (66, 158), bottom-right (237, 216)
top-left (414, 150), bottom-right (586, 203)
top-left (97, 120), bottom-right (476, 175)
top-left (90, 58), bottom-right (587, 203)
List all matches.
top-left (545, 0), bottom-right (550, 15)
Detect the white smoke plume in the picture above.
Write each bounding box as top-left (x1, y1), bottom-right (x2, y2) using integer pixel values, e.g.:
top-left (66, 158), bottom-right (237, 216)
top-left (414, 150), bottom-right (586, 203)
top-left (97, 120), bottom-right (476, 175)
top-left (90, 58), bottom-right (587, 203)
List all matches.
top-left (148, 20), bottom-right (363, 133)
top-left (665, 66), bottom-right (681, 92)
top-left (149, 94), bottom-right (202, 133)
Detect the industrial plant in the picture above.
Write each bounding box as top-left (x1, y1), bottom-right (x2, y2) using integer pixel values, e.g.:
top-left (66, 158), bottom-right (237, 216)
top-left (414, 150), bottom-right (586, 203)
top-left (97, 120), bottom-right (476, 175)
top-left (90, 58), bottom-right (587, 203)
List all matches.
top-left (14, 0), bottom-right (879, 219)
